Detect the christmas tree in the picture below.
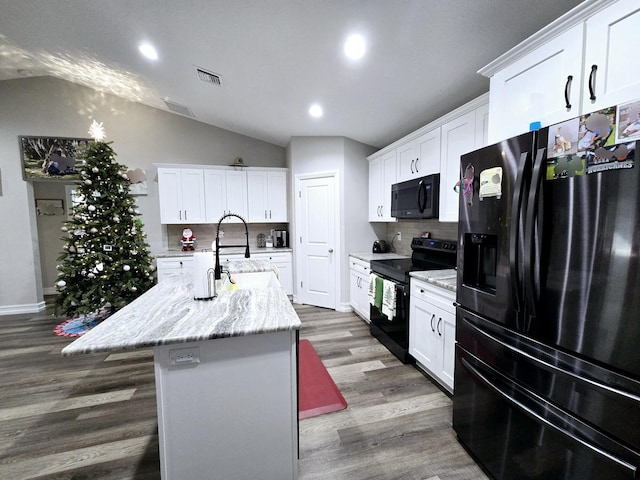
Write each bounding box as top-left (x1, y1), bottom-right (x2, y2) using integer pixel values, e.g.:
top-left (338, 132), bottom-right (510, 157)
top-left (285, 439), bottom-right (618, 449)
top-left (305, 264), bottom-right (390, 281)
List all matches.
top-left (55, 137), bottom-right (155, 318)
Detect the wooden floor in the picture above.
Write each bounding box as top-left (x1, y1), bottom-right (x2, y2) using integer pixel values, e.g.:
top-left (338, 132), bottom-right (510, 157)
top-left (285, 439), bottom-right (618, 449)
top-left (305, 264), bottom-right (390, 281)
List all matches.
top-left (0, 301), bottom-right (487, 480)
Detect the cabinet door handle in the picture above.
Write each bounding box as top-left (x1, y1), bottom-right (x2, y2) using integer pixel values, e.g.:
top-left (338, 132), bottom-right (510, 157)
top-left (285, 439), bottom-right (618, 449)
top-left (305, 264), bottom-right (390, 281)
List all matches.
top-left (269, 210), bottom-right (272, 219)
top-left (437, 318), bottom-right (442, 336)
top-left (430, 314), bottom-right (436, 332)
top-left (588, 64), bottom-right (597, 102)
top-left (564, 75), bottom-right (573, 109)
top-left (415, 157), bottom-right (419, 173)
top-left (410, 159), bottom-right (415, 174)
top-left (185, 210), bottom-right (187, 220)
top-left (264, 210), bottom-right (268, 219)
top-left (179, 210), bottom-right (182, 220)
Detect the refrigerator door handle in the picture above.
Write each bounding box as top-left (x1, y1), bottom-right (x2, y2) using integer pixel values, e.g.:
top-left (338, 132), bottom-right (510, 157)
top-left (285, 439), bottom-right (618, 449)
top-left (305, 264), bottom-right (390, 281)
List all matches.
top-left (523, 147), bottom-right (547, 328)
top-left (460, 355), bottom-right (639, 477)
top-left (462, 314), bottom-right (640, 403)
top-left (509, 151), bottom-right (531, 317)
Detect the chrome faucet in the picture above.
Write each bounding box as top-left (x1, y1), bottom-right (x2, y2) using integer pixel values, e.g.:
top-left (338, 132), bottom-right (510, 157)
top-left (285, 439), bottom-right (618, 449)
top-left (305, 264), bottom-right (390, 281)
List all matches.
top-left (214, 213), bottom-right (250, 280)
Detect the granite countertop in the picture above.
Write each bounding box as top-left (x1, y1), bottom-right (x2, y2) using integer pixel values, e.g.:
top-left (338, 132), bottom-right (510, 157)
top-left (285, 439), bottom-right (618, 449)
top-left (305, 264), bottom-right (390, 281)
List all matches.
top-left (410, 269), bottom-right (457, 293)
top-left (349, 252), bottom-right (409, 262)
top-left (156, 247), bottom-right (293, 258)
top-left (62, 260), bottom-right (300, 356)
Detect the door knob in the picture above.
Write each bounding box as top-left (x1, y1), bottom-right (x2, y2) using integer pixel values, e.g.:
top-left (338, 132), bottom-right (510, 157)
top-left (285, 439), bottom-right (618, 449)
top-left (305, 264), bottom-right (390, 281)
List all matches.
top-left (328, 248), bottom-right (334, 253)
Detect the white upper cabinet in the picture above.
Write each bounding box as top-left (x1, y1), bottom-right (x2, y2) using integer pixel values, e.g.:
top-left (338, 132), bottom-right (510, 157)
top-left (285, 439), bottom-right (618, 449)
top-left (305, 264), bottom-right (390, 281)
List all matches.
top-left (368, 150), bottom-right (397, 222)
top-left (367, 93), bottom-right (488, 224)
top-left (204, 169), bottom-right (248, 223)
top-left (247, 169), bottom-right (288, 223)
top-left (397, 128), bottom-right (441, 182)
top-left (486, 23), bottom-right (585, 143)
top-left (583, 0), bottom-right (640, 111)
top-left (158, 168), bottom-right (206, 224)
top-left (440, 111), bottom-right (478, 223)
top-left (483, 0), bottom-right (640, 144)
top-left (157, 165), bottom-right (287, 225)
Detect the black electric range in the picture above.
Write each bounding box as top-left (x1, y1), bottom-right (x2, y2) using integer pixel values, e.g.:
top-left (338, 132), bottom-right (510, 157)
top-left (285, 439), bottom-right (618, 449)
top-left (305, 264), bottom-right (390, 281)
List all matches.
top-left (369, 238), bottom-right (457, 363)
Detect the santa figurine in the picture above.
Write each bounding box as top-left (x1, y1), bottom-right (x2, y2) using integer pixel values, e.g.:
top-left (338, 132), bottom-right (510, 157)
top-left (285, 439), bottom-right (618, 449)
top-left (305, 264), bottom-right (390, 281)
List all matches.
top-left (181, 228), bottom-right (196, 251)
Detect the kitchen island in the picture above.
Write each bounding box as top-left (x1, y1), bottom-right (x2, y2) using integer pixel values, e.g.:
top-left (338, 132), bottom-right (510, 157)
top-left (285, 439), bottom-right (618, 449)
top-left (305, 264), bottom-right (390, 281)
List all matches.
top-left (63, 260), bottom-right (301, 480)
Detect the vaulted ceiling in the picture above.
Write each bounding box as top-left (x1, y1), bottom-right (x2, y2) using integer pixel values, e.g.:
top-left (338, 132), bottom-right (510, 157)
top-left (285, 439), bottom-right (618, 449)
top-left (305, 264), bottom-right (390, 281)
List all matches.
top-left (0, 0), bottom-right (583, 148)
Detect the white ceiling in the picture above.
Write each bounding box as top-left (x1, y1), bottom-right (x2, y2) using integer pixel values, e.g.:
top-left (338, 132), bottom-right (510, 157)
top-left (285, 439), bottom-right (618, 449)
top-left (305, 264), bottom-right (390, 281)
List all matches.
top-left (0, 0), bottom-right (583, 148)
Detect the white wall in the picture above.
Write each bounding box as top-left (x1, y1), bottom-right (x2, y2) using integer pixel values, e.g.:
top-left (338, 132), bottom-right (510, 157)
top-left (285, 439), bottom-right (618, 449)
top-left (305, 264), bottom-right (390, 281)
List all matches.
top-left (288, 136), bottom-right (380, 310)
top-left (0, 76), bottom-right (286, 314)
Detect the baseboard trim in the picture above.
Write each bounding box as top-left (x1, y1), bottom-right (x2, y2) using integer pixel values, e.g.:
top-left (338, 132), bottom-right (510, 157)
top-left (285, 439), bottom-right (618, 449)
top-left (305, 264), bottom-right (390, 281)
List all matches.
top-left (0, 301), bottom-right (47, 316)
top-left (336, 302), bottom-right (352, 313)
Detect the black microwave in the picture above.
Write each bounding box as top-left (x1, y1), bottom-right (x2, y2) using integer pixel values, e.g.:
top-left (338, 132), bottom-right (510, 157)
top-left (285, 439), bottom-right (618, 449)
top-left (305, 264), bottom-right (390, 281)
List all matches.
top-left (391, 174), bottom-right (439, 219)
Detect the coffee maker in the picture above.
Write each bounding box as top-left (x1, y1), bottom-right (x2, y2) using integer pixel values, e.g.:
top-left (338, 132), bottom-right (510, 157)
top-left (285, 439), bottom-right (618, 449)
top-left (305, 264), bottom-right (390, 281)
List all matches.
top-left (272, 230), bottom-right (288, 248)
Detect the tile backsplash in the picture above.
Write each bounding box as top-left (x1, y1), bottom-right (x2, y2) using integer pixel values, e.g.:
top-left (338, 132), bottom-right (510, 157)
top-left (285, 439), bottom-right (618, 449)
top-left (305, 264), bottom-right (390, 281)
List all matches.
top-left (167, 223), bottom-right (288, 251)
top-left (385, 220), bottom-right (457, 255)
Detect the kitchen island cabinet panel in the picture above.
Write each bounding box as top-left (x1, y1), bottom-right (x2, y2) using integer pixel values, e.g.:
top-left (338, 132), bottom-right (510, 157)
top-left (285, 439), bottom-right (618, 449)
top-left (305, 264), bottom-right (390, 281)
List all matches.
top-left (154, 331), bottom-right (297, 480)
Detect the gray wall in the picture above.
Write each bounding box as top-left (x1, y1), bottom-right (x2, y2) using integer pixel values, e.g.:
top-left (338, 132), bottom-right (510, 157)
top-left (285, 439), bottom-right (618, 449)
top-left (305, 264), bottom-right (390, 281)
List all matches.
top-left (287, 136), bottom-right (381, 310)
top-left (0, 76), bottom-right (286, 313)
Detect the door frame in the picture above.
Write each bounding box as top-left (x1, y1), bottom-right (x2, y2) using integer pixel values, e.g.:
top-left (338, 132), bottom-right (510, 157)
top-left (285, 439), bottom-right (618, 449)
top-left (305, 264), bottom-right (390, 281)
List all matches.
top-left (293, 170), bottom-right (340, 309)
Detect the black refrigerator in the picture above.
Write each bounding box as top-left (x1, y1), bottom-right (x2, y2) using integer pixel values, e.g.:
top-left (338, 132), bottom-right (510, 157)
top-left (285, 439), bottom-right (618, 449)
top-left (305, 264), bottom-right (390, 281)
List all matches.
top-left (453, 111), bottom-right (640, 479)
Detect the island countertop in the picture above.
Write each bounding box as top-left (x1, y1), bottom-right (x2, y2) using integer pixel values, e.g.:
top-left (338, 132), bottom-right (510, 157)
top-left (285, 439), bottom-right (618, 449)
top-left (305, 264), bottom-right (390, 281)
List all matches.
top-left (62, 260), bottom-right (301, 356)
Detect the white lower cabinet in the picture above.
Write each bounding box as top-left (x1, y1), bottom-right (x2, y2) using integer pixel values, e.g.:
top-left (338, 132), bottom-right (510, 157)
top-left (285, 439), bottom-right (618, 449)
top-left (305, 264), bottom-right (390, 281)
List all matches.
top-left (156, 257), bottom-right (194, 283)
top-left (349, 256), bottom-right (370, 322)
top-left (253, 252), bottom-right (293, 296)
top-left (157, 252), bottom-right (293, 295)
top-left (409, 279), bottom-right (456, 393)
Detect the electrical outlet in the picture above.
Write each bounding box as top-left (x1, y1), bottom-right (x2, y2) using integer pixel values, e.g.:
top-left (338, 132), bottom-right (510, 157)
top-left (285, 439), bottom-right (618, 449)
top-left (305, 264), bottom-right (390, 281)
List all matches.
top-left (170, 347), bottom-right (200, 366)
top-left (397, 231), bottom-right (402, 241)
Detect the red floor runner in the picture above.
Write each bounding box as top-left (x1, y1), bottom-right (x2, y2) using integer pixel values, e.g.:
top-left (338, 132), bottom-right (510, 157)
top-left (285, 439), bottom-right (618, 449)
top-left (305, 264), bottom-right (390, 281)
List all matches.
top-left (298, 339), bottom-right (347, 419)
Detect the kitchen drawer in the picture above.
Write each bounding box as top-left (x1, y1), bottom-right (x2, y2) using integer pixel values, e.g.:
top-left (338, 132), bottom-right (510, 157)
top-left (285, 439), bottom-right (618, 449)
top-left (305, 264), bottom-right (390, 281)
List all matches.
top-left (253, 252), bottom-right (290, 263)
top-left (157, 257), bottom-right (194, 269)
top-left (349, 257), bottom-right (370, 277)
top-left (156, 257), bottom-right (194, 283)
top-left (411, 279), bottom-right (455, 314)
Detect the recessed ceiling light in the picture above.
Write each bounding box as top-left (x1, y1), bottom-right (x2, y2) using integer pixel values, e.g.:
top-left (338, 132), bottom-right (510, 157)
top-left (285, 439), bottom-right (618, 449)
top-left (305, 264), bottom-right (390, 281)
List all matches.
top-left (343, 34), bottom-right (366, 60)
top-left (309, 104), bottom-right (323, 118)
top-left (138, 42), bottom-right (158, 61)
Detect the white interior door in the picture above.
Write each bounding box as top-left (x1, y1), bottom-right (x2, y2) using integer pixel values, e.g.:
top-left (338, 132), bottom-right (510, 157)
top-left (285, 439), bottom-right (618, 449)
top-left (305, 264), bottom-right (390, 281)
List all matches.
top-left (296, 174), bottom-right (336, 309)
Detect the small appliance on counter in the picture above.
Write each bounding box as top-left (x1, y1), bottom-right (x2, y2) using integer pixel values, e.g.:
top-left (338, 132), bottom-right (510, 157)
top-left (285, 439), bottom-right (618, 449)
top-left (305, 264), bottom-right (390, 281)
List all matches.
top-left (272, 230), bottom-right (288, 248)
top-left (372, 240), bottom-right (387, 253)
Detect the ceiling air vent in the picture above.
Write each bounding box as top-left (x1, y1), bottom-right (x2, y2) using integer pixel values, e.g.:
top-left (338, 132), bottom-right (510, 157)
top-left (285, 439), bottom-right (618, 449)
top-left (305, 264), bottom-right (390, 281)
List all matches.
top-left (162, 98), bottom-right (195, 118)
top-left (195, 66), bottom-right (222, 87)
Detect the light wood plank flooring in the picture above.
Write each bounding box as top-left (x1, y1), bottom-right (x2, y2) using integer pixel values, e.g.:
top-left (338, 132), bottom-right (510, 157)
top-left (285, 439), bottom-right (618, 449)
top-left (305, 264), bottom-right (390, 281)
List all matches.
top-left (0, 301), bottom-right (487, 479)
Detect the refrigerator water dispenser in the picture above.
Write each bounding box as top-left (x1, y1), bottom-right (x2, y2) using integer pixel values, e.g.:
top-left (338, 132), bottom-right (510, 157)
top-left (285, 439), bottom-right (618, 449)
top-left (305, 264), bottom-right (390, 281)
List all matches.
top-left (463, 233), bottom-right (497, 294)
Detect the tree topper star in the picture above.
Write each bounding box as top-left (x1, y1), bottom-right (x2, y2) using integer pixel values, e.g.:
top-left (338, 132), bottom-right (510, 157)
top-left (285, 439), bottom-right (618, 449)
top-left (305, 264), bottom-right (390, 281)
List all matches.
top-left (88, 120), bottom-right (106, 141)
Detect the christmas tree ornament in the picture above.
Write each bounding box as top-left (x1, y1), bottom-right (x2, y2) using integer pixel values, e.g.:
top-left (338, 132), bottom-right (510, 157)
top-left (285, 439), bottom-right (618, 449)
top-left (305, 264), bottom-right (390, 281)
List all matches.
top-left (57, 280), bottom-right (66, 287)
top-left (92, 167), bottom-right (99, 173)
top-left (88, 120), bottom-right (106, 141)
top-left (123, 265), bottom-right (130, 271)
top-left (88, 205), bottom-right (96, 212)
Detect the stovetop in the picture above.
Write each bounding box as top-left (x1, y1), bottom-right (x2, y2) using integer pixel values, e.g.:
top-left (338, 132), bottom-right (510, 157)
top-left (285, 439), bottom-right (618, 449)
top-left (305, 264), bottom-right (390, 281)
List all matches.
top-left (370, 238), bottom-right (457, 283)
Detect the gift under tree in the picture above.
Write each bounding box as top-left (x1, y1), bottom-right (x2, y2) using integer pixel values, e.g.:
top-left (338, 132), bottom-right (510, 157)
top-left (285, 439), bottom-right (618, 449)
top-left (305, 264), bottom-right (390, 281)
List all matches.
top-left (55, 122), bottom-right (155, 319)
